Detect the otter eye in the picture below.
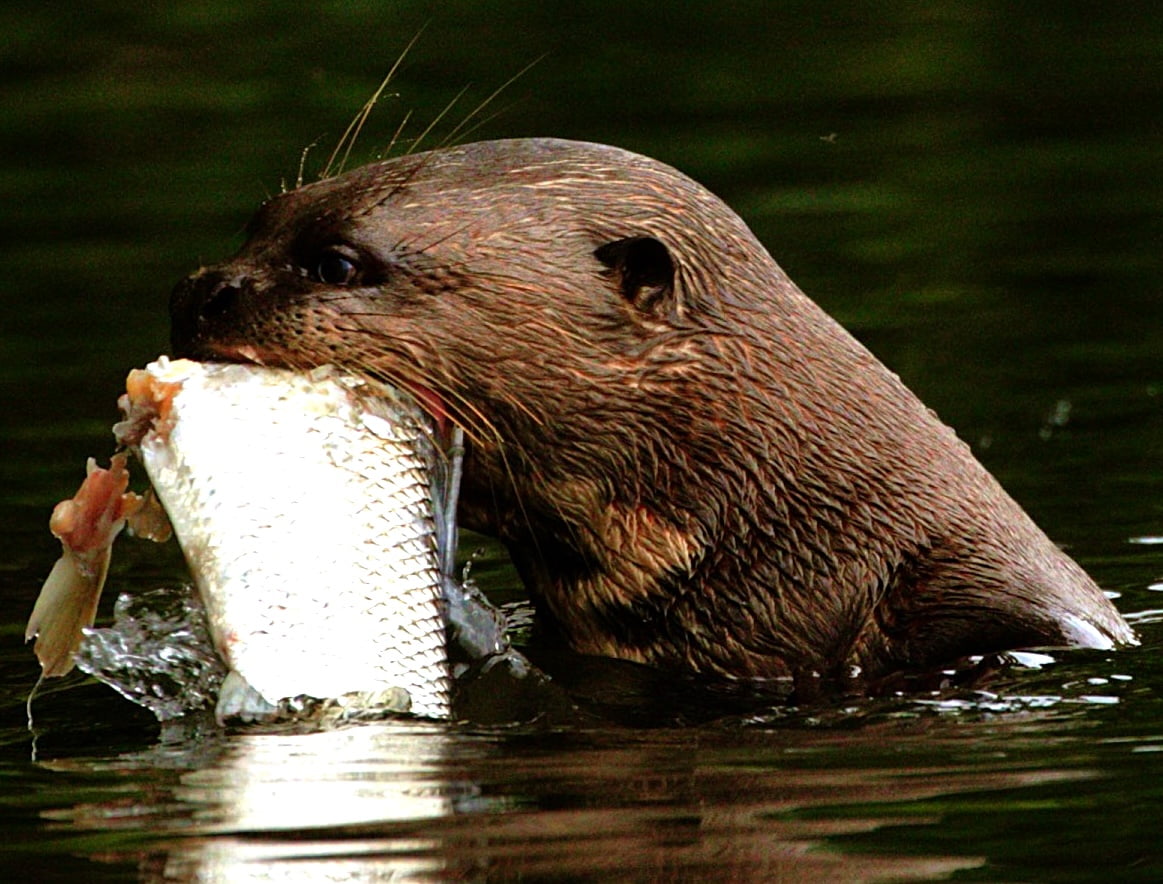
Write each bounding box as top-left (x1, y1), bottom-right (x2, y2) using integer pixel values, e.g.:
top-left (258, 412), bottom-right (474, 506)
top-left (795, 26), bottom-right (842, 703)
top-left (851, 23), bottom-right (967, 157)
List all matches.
top-left (314, 250), bottom-right (360, 285)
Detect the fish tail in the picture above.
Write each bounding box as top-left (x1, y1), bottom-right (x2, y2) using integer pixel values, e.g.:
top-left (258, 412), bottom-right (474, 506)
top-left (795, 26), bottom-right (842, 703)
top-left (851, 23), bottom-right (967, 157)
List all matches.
top-left (26, 550), bottom-right (109, 677)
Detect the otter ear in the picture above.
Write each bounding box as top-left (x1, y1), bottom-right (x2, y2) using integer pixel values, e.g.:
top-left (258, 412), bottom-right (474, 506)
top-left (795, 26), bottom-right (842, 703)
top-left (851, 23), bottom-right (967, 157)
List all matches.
top-left (594, 236), bottom-right (678, 320)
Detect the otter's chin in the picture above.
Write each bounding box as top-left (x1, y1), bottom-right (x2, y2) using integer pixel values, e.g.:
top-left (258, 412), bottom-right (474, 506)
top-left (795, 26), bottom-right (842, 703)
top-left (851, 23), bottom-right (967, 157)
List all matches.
top-left (205, 343), bottom-right (269, 366)
top-left (170, 335), bottom-right (273, 367)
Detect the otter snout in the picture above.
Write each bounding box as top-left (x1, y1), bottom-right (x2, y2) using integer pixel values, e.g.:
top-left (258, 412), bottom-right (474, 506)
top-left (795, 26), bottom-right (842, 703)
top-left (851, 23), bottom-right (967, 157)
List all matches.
top-left (169, 267), bottom-right (252, 359)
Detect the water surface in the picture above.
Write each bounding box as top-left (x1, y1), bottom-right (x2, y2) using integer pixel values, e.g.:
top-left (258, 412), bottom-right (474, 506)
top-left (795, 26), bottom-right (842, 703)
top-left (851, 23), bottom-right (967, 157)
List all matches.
top-left (1, 1), bottom-right (1161, 879)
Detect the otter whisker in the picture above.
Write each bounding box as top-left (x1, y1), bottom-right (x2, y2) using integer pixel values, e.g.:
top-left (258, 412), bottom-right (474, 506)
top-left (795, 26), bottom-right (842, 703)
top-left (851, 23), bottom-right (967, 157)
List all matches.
top-left (396, 222), bottom-right (479, 256)
top-left (407, 84), bottom-right (470, 159)
top-left (443, 102), bottom-right (514, 149)
top-left (322, 324), bottom-right (503, 447)
top-left (322, 28), bottom-right (424, 179)
top-left (438, 55), bottom-right (546, 150)
top-left (384, 109), bottom-right (414, 158)
top-left (295, 139), bottom-right (324, 191)
top-left (360, 148), bottom-right (443, 217)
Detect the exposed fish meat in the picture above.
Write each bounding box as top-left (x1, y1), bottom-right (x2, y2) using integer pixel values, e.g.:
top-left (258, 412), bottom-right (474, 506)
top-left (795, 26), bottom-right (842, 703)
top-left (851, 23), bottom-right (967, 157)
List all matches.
top-left (25, 454), bottom-right (147, 678)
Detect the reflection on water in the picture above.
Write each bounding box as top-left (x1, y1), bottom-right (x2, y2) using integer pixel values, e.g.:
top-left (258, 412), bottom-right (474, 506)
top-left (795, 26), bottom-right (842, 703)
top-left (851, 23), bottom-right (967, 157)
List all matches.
top-left (23, 653), bottom-right (1155, 881)
top-left (171, 725), bottom-right (462, 831)
top-left (22, 717), bottom-right (1017, 881)
top-left (42, 721), bottom-right (470, 880)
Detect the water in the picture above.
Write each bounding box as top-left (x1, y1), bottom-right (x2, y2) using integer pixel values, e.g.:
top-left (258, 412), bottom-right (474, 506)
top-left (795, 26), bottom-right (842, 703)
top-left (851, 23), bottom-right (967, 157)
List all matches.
top-left (2, 0), bottom-right (1162, 879)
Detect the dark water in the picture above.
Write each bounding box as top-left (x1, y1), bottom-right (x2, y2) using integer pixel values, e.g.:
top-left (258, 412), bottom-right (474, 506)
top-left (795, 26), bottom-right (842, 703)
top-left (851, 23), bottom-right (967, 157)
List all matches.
top-left (2, 1), bottom-right (1162, 879)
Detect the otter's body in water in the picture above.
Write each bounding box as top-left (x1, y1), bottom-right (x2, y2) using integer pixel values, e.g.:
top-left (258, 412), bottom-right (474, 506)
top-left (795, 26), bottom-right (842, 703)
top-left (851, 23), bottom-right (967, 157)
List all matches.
top-left (170, 138), bottom-right (1135, 684)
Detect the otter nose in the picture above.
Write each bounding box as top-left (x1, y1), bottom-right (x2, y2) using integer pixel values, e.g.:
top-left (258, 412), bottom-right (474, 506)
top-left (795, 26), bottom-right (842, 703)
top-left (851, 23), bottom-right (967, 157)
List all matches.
top-left (169, 269), bottom-right (248, 356)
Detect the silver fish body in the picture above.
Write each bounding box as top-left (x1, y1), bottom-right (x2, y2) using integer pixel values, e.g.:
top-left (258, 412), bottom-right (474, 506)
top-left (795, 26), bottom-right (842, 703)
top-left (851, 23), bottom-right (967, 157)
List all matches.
top-left (124, 358), bottom-right (451, 719)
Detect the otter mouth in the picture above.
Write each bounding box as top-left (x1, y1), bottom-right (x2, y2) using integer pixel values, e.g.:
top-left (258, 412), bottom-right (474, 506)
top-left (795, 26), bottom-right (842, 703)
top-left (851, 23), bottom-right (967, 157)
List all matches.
top-left (175, 340), bottom-right (459, 473)
top-left (187, 342), bottom-right (272, 367)
top-left (168, 256), bottom-right (466, 448)
top-left (400, 384), bottom-right (455, 446)
top-left (168, 319), bottom-right (276, 367)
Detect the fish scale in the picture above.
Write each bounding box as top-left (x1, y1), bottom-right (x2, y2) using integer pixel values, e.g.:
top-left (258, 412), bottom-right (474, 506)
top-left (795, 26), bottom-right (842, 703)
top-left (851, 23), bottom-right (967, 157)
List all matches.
top-left (133, 358), bottom-right (451, 719)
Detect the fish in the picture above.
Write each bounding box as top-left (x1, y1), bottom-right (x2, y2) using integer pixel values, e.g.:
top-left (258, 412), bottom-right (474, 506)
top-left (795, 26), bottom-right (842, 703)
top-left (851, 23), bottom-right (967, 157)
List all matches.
top-left (118, 357), bottom-right (453, 719)
top-left (29, 357), bottom-right (454, 721)
top-left (25, 454), bottom-right (147, 678)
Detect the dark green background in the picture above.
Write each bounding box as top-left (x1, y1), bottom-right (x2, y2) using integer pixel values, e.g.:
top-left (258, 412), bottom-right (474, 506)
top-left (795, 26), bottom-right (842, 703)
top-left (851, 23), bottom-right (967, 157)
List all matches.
top-left (1, 1), bottom-right (1161, 879)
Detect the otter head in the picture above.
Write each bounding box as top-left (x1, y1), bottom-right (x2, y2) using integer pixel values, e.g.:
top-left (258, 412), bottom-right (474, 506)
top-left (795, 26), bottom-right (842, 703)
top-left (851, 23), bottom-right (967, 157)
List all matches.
top-left (171, 138), bottom-right (1134, 683)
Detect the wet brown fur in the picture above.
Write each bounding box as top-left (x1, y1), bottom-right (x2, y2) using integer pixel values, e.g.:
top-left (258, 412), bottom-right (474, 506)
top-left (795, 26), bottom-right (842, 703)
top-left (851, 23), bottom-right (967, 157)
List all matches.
top-left (170, 138), bottom-right (1135, 682)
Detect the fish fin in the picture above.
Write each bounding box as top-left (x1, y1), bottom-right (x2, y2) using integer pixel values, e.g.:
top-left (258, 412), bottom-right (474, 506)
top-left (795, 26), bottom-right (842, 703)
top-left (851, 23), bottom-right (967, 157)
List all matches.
top-left (27, 669), bottom-right (46, 734)
top-left (26, 550), bottom-right (109, 677)
top-left (48, 453), bottom-right (140, 557)
top-left (126, 488), bottom-right (173, 543)
top-left (28, 453), bottom-right (137, 677)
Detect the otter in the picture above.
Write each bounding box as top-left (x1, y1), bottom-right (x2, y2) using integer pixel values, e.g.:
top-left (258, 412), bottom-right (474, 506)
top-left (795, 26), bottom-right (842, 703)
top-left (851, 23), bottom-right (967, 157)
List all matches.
top-left (169, 138), bottom-right (1135, 685)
